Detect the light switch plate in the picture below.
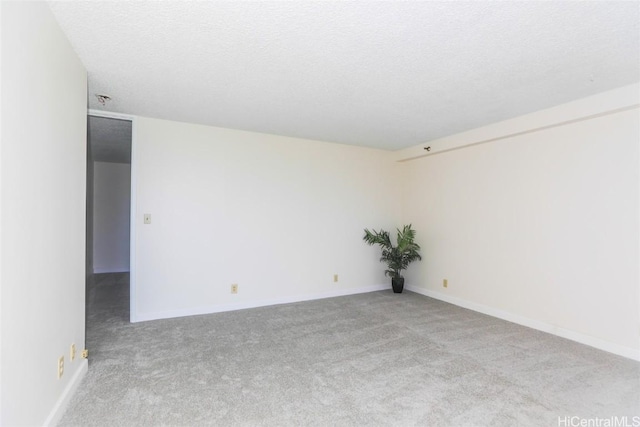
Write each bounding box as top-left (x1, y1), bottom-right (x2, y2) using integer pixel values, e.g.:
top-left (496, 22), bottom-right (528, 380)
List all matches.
top-left (144, 214), bottom-right (151, 224)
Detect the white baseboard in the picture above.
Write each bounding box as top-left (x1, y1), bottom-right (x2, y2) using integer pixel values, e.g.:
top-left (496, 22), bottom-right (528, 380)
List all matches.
top-left (134, 284), bottom-right (389, 323)
top-left (44, 359), bottom-right (88, 427)
top-left (405, 285), bottom-right (640, 362)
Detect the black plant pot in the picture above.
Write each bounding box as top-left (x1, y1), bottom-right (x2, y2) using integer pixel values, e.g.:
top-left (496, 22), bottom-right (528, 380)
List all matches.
top-left (391, 277), bottom-right (405, 293)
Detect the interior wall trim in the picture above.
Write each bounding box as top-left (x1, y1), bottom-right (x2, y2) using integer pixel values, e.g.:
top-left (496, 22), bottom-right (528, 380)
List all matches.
top-left (87, 109), bottom-right (138, 323)
top-left (134, 284), bottom-right (389, 323)
top-left (87, 109), bottom-right (135, 121)
top-left (43, 360), bottom-right (88, 427)
top-left (406, 285), bottom-right (640, 362)
top-left (398, 104), bottom-right (639, 162)
top-left (394, 83), bottom-right (640, 162)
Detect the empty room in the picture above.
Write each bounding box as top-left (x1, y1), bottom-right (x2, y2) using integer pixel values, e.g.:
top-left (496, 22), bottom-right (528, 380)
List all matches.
top-left (1, 1), bottom-right (639, 426)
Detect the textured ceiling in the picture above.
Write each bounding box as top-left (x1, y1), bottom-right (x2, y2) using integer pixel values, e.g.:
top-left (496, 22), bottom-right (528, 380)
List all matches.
top-left (50, 1), bottom-right (639, 151)
top-left (89, 116), bottom-right (132, 164)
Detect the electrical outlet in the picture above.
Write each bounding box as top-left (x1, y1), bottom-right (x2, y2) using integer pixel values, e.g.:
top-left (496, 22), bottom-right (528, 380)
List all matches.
top-left (58, 356), bottom-right (64, 379)
top-left (70, 343), bottom-right (76, 361)
top-left (231, 283), bottom-right (238, 294)
top-left (443, 279), bottom-right (448, 288)
top-left (81, 349), bottom-right (89, 359)
top-left (333, 274), bottom-right (338, 283)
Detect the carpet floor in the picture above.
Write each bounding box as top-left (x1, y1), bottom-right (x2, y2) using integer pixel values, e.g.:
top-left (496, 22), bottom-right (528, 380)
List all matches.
top-left (59, 273), bottom-right (640, 426)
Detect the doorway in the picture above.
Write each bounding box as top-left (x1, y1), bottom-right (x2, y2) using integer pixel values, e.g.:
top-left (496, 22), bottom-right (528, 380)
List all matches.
top-left (86, 114), bottom-right (133, 323)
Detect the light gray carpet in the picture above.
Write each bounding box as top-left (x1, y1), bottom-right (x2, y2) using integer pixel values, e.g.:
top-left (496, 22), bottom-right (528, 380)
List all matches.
top-left (60, 273), bottom-right (640, 426)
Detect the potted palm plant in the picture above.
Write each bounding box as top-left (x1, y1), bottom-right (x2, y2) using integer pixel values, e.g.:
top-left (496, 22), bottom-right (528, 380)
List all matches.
top-left (363, 224), bottom-right (422, 293)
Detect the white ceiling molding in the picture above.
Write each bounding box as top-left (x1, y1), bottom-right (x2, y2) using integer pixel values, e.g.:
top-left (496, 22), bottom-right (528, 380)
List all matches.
top-left (88, 109), bottom-right (135, 122)
top-left (394, 83), bottom-right (640, 162)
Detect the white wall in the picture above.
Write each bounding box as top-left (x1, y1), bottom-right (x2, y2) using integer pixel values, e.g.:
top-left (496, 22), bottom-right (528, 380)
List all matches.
top-left (1, 2), bottom-right (87, 425)
top-left (0, 6), bottom-right (635, 427)
top-left (133, 117), bottom-right (400, 321)
top-left (400, 85), bottom-right (640, 359)
top-left (93, 161), bottom-right (131, 273)
top-left (132, 88), bottom-right (639, 360)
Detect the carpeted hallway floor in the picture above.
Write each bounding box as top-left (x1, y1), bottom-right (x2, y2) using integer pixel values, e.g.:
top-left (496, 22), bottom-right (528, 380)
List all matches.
top-left (59, 273), bottom-right (639, 426)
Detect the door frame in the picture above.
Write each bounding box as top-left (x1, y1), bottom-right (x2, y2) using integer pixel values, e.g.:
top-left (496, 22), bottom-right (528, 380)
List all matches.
top-left (87, 109), bottom-right (138, 322)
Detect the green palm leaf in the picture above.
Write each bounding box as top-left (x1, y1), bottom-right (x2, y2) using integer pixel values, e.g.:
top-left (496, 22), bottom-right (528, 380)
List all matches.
top-left (363, 224), bottom-right (422, 279)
